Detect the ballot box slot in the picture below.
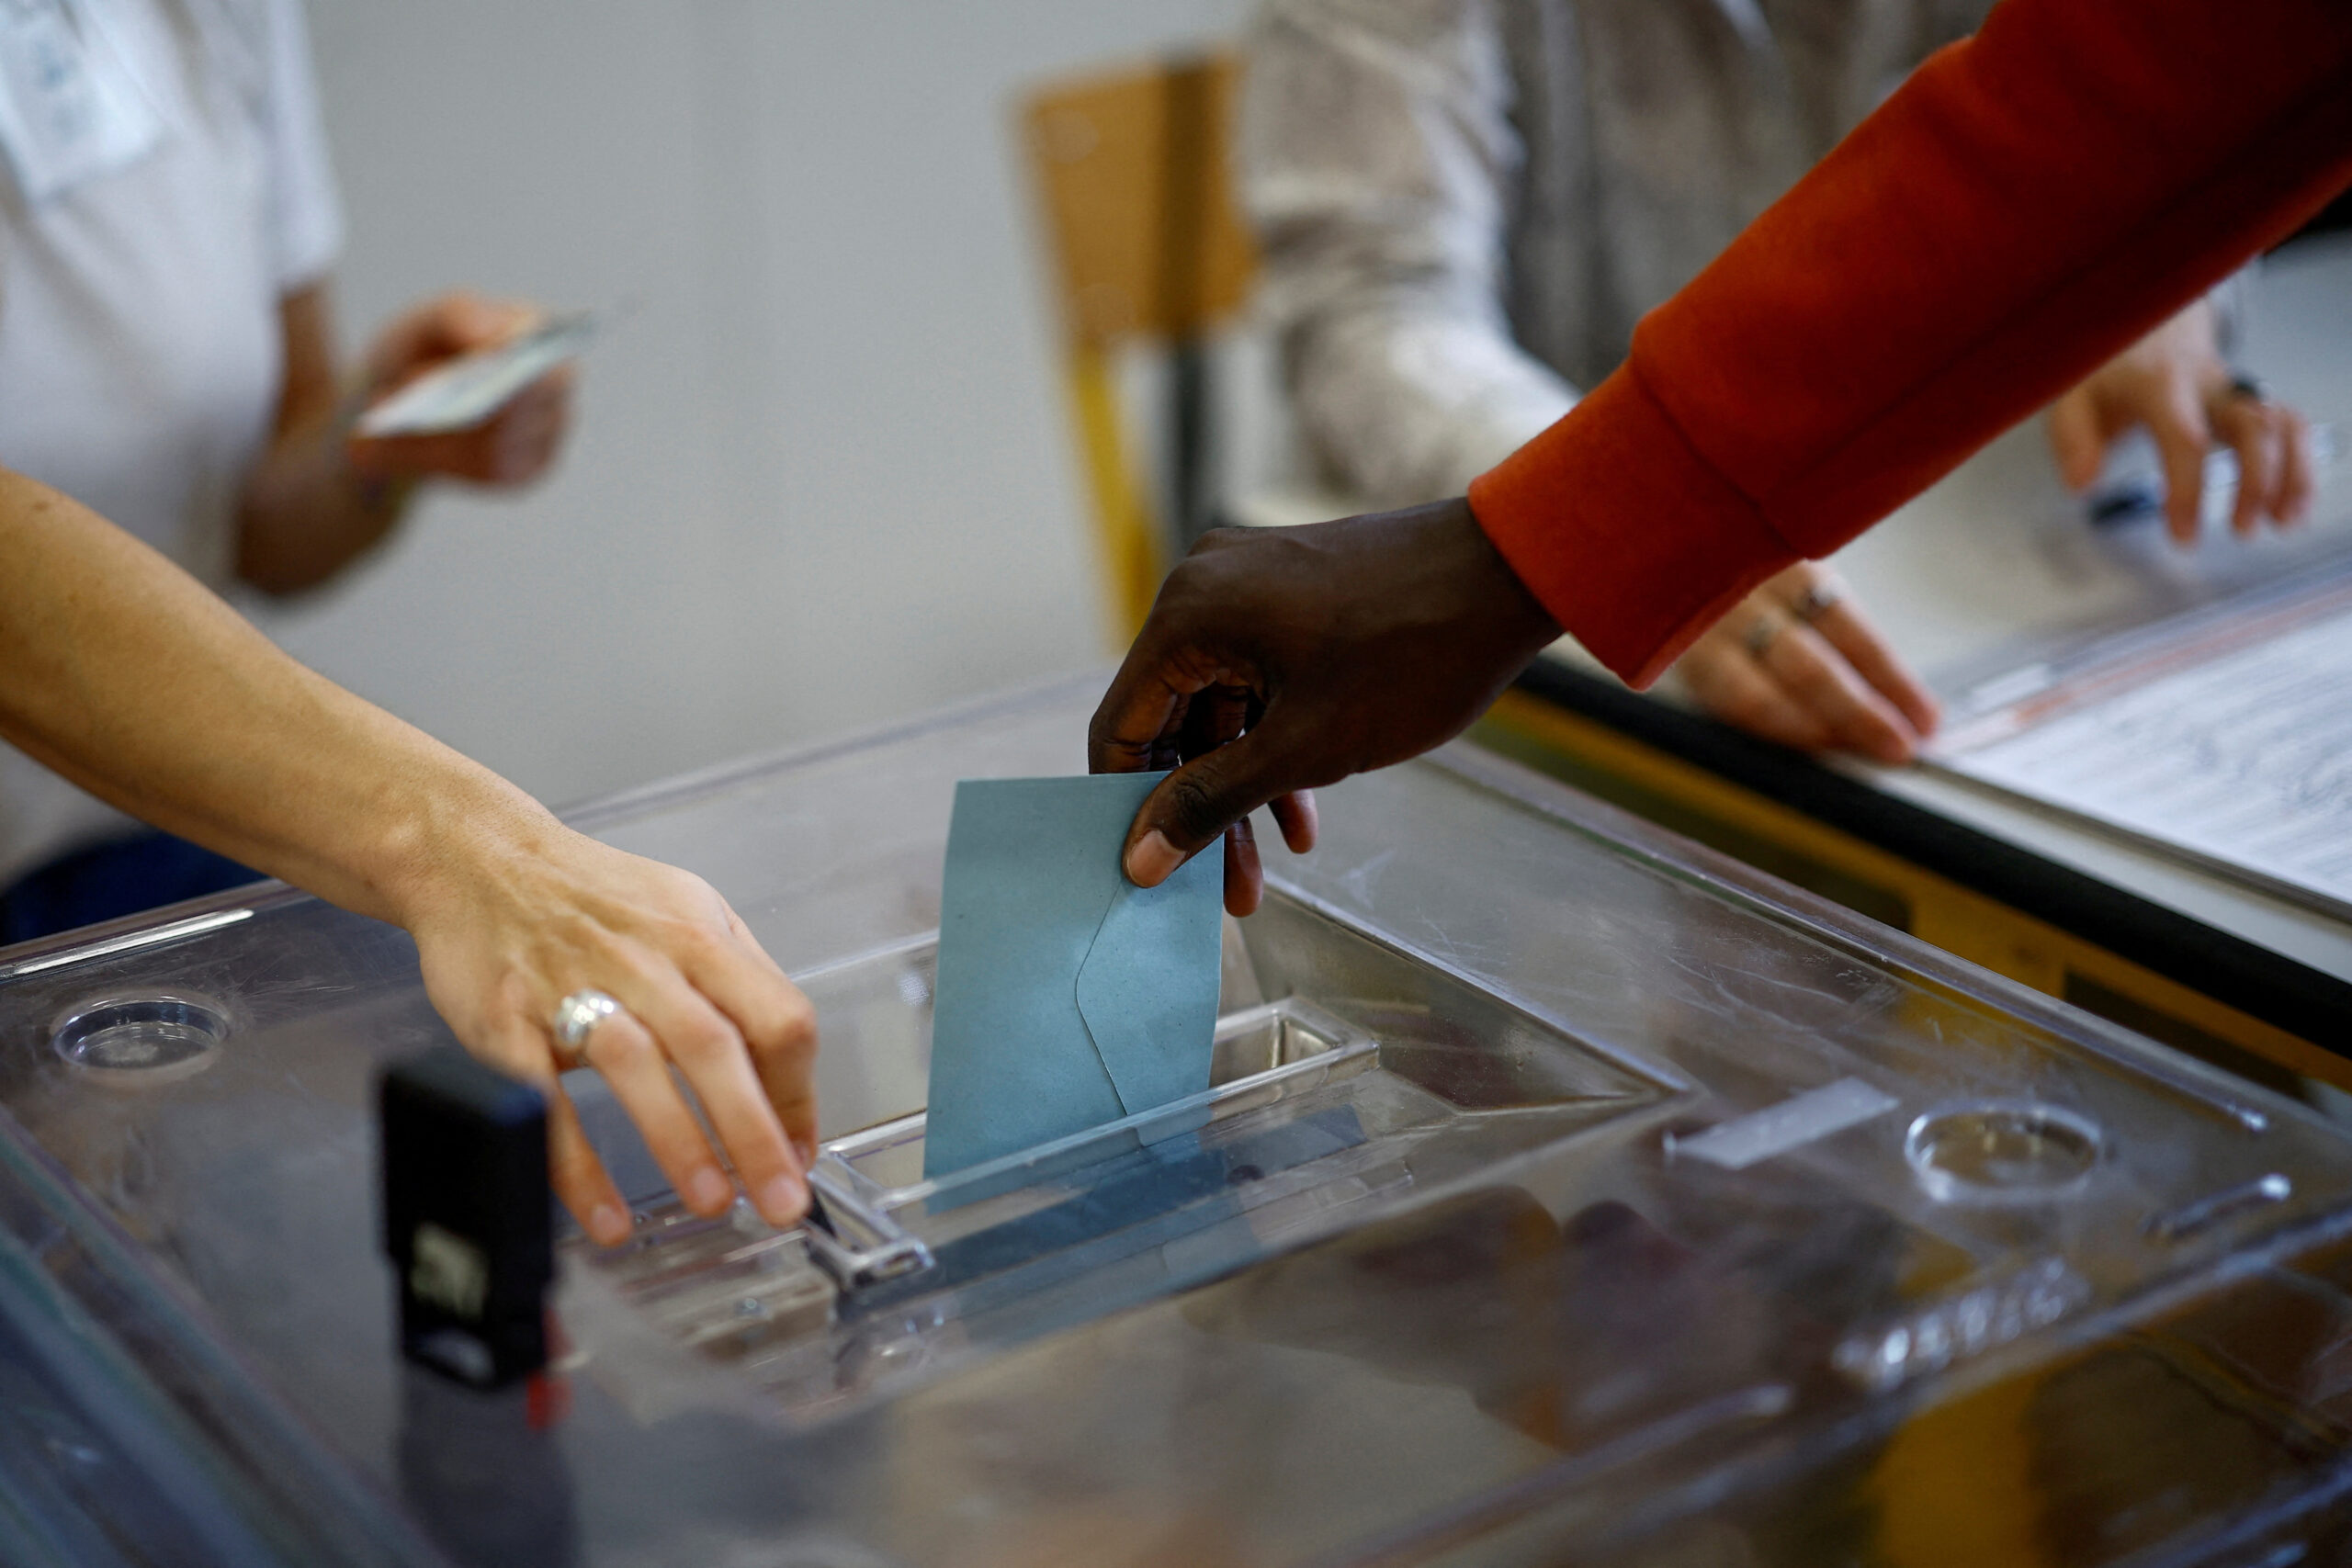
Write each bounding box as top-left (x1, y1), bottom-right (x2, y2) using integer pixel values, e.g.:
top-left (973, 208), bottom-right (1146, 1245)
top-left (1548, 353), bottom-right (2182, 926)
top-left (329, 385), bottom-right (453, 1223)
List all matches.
top-left (558, 891), bottom-right (1683, 1414)
top-left (815, 994), bottom-right (1381, 1203)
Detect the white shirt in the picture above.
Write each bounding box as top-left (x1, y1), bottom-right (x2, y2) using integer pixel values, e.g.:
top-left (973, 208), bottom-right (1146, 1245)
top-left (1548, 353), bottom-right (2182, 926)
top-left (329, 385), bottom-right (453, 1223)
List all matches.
top-left (0, 0), bottom-right (343, 886)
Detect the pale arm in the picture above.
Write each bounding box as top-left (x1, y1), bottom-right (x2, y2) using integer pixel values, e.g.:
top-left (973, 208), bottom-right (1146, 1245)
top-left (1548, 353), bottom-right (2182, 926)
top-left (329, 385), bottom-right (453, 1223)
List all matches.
top-left (5, 468), bottom-right (810, 1244)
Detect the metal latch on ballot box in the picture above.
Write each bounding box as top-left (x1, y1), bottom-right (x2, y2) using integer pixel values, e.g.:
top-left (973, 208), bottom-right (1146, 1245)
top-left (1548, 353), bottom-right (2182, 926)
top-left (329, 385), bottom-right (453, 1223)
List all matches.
top-left (799, 1170), bottom-right (933, 1292)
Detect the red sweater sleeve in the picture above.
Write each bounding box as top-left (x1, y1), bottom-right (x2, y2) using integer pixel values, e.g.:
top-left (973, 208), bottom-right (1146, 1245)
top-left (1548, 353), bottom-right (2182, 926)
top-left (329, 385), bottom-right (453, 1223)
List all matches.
top-left (1467, 0), bottom-right (2352, 687)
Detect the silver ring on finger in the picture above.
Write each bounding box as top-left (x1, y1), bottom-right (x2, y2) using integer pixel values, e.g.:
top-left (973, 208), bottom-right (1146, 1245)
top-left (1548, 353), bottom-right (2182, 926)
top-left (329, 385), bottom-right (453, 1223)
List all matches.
top-left (1790, 581), bottom-right (1844, 625)
top-left (1743, 611), bottom-right (1788, 660)
top-left (553, 988), bottom-right (623, 1061)
top-left (2226, 372), bottom-right (2266, 405)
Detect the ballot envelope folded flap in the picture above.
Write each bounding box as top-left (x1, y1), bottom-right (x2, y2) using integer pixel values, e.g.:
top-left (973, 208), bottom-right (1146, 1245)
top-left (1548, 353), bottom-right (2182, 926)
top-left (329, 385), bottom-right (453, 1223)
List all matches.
top-left (922, 773), bottom-right (1226, 1179)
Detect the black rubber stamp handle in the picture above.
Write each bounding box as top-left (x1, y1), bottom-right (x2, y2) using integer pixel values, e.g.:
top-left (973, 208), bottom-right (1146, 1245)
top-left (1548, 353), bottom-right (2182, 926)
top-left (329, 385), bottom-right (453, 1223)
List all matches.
top-left (379, 1047), bottom-right (553, 1389)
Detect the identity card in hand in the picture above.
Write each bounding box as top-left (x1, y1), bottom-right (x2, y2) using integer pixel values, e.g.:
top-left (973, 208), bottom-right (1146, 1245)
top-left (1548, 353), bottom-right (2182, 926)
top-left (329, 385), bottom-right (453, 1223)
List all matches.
top-left (355, 313), bottom-right (595, 438)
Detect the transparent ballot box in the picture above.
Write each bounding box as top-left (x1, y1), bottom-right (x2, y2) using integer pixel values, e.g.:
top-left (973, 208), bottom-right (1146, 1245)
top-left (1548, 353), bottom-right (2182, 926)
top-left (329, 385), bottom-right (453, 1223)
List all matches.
top-left (2, 677), bottom-right (2352, 1565)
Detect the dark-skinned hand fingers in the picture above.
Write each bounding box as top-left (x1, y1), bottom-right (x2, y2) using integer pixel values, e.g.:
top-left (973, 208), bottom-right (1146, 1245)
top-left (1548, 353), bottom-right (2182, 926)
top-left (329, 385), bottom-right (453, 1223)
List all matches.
top-left (1764, 627), bottom-right (1918, 762)
top-left (1148, 716), bottom-right (1187, 773)
top-left (1091, 651), bottom-right (1194, 774)
top-left (1199, 687), bottom-right (1264, 917)
top-left (1127, 729), bottom-right (1291, 885)
top-left (577, 1004), bottom-right (734, 1216)
top-left (1190, 683), bottom-right (1253, 755)
top-left (1191, 687), bottom-right (1300, 912)
top-left (1223, 814), bottom-right (1263, 919)
top-left (1099, 500), bottom-right (1558, 856)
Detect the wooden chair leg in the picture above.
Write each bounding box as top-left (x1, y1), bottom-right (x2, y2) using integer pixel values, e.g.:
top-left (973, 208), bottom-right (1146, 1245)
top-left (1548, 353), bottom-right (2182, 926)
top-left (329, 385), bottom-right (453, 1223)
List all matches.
top-left (1067, 339), bottom-right (1166, 644)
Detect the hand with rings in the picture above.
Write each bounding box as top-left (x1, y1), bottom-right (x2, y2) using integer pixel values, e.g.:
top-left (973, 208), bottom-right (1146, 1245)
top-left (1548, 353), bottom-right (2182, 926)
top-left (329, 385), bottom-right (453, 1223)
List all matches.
top-left (1672, 562), bottom-right (1940, 762)
top-left (0, 469), bottom-right (811, 1252)
top-left (554, 989), bottom-right (622, 1059)
top-left (406, 819), bottom-right (819, 1247)
top-left (2047, 296), bottom-right (2314, 543)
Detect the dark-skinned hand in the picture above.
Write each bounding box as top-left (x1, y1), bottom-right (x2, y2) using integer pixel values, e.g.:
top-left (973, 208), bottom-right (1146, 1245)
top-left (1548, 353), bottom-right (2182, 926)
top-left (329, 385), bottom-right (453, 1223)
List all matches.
top-left (1089, 498), bottom-right (1561, 916)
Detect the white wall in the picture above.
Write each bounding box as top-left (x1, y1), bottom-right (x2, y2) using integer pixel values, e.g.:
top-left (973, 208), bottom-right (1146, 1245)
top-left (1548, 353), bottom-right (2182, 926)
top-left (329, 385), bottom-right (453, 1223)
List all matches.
top-left (270, 0), bottom-right (1247, 808)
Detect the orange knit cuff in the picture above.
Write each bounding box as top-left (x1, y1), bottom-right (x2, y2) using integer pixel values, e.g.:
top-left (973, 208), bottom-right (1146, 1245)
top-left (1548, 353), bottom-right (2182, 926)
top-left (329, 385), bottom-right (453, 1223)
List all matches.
top-left (1465, 367), bottom-right (1796, 688)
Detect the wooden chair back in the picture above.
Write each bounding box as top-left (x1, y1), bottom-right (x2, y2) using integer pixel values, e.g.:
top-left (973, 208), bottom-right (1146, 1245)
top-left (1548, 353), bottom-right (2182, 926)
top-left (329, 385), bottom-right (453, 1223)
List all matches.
top-left (1019, 52), bottom-right (1257, 640)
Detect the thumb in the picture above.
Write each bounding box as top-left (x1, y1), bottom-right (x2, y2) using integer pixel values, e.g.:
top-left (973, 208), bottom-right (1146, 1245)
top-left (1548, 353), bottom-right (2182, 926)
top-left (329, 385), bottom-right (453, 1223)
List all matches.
top-left (2048, 390), bottom-right (2106, 491)
top-left (1124, 731), bottom-right (1289, 887)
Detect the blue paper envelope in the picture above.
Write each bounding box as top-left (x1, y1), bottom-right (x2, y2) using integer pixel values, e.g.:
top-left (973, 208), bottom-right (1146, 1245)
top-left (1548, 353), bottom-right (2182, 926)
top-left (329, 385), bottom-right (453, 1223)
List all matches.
top-left (922, 773), bottom-right (1226, 1179)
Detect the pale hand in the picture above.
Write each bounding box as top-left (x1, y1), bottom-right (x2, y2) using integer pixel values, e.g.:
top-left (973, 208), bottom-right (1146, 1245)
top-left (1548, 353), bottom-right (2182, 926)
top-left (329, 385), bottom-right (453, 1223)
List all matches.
top-left (2047, 298), bottom-right (2313, 544)
top-left (1671, 563), bottom-right (1940, 763)
top-left (346, 292), bottom-right (574, 488)
top-left (403, 816), bottom-right (817, 1247)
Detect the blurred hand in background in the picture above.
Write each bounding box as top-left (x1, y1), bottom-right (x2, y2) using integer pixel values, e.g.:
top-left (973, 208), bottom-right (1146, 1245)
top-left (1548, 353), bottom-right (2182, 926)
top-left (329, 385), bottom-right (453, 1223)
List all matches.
top-left (2047, 297), bottom-right (2313, 544)
top-left (346, 291), bottom-right (574, 489)
top-left (237, 287), bottom-right (576, 595)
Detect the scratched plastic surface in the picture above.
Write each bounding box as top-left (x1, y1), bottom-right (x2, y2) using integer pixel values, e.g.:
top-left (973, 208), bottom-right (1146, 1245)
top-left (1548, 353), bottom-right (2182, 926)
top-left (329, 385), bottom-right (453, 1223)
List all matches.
top-left (2, 676), bottom-right (2352, 1566)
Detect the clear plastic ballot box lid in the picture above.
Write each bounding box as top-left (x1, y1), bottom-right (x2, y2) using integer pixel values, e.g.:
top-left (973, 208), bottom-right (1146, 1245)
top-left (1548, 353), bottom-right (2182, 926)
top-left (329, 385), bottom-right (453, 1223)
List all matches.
top-left (1, 676), bottom-right (2351, 1566)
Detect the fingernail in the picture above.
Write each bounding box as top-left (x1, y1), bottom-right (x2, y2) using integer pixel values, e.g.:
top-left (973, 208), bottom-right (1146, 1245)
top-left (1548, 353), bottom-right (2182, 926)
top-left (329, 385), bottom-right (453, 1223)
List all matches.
top-left (1126, 830), bottom-right (1182, 886)
top-left (760, 1173), bottom-right (807, 1224)
top-left (589, 1203), bottom-right (628, 1247)
top-left (686, 1167), bottom-right (731, 1213)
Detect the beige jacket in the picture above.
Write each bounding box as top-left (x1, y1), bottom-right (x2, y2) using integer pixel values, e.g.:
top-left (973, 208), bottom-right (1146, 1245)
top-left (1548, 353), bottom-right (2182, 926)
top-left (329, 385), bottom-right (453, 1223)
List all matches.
top-left (1240, 0), bottom-right (2001, 508)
